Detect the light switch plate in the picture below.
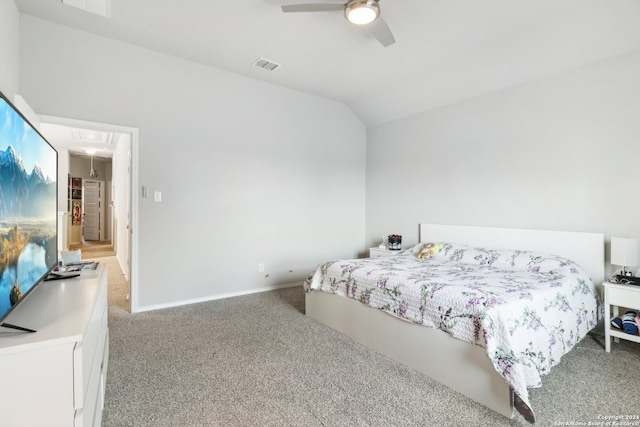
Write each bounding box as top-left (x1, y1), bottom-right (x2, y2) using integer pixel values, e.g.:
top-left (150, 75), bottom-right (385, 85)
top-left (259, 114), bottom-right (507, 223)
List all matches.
top-left (154, 191), bottom-right (162, 202)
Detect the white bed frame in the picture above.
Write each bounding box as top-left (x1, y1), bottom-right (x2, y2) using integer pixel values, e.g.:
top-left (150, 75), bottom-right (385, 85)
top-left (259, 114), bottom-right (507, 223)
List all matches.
top-left (306, 224), bottom-right (604, 419)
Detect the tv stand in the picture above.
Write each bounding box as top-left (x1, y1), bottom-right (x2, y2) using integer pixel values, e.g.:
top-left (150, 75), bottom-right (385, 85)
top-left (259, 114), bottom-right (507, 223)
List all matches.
top-left (0, 322), bottom-right (36, 333)
top-left (0, 263), bottom-right (108, 427)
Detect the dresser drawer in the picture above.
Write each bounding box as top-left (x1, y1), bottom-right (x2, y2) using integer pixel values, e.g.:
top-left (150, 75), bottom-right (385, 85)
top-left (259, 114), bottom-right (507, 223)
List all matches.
top-left (73, 278), bottom-right (107, 409)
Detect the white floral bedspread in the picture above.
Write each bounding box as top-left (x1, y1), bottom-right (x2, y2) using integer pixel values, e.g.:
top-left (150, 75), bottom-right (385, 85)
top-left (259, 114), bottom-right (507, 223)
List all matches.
top-left (304, 243), bottom-right (602, 423)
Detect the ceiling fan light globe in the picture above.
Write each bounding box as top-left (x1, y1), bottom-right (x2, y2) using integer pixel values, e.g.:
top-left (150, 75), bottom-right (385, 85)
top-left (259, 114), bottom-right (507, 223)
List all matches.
top-left (345, 0), bottom-right (379, 25)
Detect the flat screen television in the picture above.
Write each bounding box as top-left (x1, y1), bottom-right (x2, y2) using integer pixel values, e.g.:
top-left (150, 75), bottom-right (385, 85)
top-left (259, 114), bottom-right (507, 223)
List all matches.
top-left (0, 91), bottom-right (57, 333)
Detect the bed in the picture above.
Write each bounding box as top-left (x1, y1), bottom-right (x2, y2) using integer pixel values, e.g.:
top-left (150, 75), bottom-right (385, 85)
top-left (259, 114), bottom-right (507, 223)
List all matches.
top-left (304, 224), bottom-right (604, 423)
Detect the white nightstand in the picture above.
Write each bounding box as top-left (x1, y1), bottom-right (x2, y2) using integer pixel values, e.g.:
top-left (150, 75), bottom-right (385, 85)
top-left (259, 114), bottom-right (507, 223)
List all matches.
top-left (603, 280), bottom-right (640, 352)
top-left (369, 247), bottom-right (405, 258)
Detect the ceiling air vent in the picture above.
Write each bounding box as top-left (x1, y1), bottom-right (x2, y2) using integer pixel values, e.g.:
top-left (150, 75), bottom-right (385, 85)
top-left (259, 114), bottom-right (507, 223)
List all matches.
top-left (253, 58), bottom-right (280, 72)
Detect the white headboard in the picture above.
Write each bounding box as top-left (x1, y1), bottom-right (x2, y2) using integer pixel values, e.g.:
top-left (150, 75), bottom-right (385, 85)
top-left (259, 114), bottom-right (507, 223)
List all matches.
top-left (419, 223), bottom-right (605, 285)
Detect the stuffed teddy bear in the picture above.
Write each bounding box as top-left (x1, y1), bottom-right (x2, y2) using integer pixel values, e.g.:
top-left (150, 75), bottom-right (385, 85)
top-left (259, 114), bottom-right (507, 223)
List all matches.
top-left (416, 242), bottom-right (443, 259)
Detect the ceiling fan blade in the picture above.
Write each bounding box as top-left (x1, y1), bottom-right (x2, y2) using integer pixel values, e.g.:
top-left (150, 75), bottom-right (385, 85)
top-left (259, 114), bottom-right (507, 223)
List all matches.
top-left (368, 17), bottom-right (395, 47)
top-left (281, 3), bottom-right (345, 13)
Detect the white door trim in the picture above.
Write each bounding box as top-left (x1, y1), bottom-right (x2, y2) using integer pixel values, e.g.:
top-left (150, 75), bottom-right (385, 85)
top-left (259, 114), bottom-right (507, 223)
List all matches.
top-left (39, 114), bottom-right (140, 314)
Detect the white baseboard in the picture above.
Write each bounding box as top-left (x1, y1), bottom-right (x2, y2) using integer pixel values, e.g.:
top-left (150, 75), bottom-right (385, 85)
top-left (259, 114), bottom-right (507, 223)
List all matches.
top-left (136, 280), bottom-right (303, 313)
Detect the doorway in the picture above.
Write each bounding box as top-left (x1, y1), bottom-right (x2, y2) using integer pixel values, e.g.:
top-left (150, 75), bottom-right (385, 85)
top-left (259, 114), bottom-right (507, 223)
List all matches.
top-left (39, 115), bottom-right (139, 313)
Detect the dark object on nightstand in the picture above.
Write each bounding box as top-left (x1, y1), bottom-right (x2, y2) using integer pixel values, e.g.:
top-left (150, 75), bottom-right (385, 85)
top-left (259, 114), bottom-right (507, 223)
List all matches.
top-left (615, 275), bottom-right (640, 286)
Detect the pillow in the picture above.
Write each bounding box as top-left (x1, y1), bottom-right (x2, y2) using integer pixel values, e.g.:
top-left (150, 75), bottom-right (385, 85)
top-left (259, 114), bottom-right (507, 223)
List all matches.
top-left (438, 243), bottom-right (499, 266)
top-left (438, 242), bottom-right (576, 274)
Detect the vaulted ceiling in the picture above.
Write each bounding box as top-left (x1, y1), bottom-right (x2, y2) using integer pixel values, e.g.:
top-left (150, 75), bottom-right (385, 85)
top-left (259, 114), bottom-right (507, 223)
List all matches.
top-left (15, 0), bottom-right (640, 126)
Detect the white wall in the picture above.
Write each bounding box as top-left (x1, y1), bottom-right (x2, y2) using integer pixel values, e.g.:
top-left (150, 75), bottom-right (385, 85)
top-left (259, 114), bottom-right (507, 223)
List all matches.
top-left (366, 49), bottom-right (640, 275)
top-left (0, 0), bottom-right (19, 99)
top-left (19, 16), bottom-right (366, 310)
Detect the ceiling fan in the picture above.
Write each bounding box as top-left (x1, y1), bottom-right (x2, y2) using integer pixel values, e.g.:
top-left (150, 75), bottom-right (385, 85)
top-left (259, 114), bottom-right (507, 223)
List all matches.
top-left (281, 0), bottom-right (395, 47)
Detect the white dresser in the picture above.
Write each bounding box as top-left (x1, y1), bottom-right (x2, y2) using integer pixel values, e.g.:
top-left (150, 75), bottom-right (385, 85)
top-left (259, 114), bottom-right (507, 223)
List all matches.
top-left (0, 263), bottom-right (108, 427)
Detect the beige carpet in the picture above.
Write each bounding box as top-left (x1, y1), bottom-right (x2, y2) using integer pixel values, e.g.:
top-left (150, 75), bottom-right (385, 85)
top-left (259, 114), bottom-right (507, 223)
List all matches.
top-left (102, 256), bottom-right (130, 313)
top-left (100, 263), bottom-right (640, 426)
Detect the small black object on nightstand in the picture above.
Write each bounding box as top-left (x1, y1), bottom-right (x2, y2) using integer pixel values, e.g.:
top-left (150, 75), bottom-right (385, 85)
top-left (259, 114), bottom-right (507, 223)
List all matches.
top-left (615, 275), bottom-right (640, 286)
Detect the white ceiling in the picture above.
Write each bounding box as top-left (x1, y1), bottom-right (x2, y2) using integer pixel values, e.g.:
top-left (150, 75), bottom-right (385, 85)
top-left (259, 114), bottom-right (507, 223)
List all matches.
top-left (15, 0), bottom-right (640, 127)
top-left (40, 122), bottom-right (118, 159)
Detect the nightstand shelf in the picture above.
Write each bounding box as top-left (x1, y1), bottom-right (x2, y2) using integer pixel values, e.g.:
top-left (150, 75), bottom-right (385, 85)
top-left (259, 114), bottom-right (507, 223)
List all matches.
top-left (603, 280), bottom-right (640, 352)
top-left (608, 328), bottom-right (640, 343)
